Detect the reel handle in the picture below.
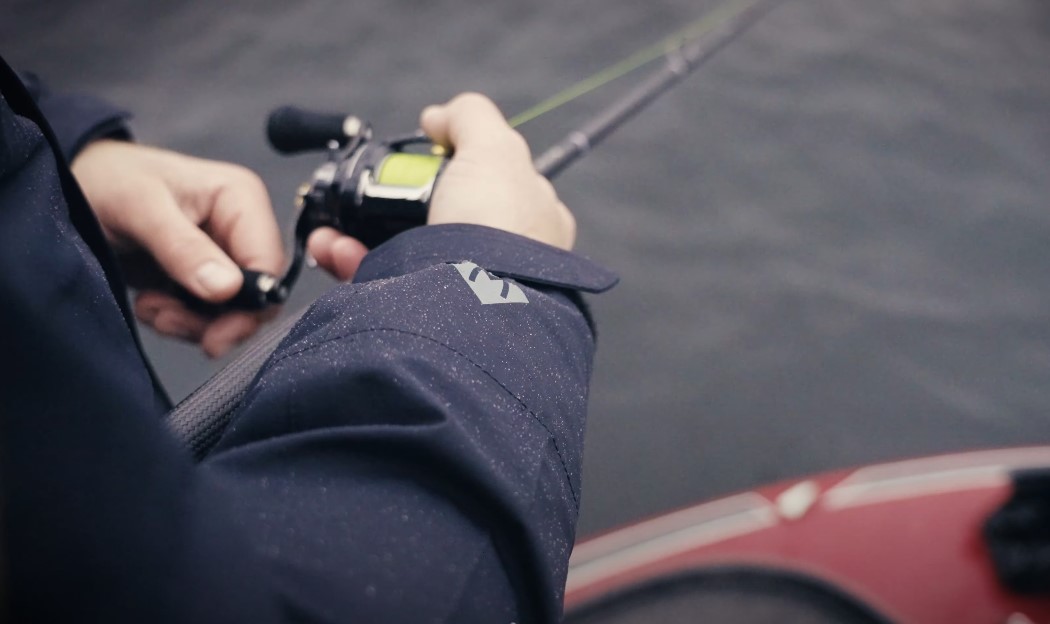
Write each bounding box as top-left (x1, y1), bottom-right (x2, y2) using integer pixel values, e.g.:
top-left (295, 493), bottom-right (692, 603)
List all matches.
top-left (173, 267), bottom-right (289, 316)
top-left (267, 106), bottom-right (366, 154)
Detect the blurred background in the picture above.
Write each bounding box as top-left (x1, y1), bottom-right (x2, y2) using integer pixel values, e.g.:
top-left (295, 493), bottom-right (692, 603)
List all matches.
top-left (4, 0), bottom-right (1049, 538)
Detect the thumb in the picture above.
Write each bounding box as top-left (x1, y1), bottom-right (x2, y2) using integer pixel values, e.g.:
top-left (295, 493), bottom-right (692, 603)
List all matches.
top-left (420, 93), bottom-right (529, 161)
top-left (419, 104), bottom-right (450, 147)
top-left (125, 186), bottom-right (243, 303)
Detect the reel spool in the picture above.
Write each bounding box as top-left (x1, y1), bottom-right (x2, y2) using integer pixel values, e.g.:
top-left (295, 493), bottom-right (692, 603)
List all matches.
top-left (284, 123), bottom-right (447, 250)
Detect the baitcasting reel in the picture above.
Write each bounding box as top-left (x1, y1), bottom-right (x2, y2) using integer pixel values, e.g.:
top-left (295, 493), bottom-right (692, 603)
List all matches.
top-left (222, 106), bottom-right (449, 311)
top-left (268, 105), bottom-right (448, 249)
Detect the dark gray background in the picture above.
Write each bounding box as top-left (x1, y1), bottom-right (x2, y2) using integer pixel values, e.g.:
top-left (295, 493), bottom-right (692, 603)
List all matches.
top-left (4, 0), bottom-right (1049, 537)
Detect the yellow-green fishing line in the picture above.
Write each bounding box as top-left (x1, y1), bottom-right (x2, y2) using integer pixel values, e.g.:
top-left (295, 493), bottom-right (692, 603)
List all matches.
top-left (508, 0), bottom-right (755, 128)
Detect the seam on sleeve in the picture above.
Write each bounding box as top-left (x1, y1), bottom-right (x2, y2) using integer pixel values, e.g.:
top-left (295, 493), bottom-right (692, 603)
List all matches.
top-left (268, 326), bottom-right (580, 508)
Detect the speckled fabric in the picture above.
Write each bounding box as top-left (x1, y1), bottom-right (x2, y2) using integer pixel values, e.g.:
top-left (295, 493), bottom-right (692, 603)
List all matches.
top-left (206, 224), bottom-right (616, 622)
top-left (2, 58), bottom-right (272, 623)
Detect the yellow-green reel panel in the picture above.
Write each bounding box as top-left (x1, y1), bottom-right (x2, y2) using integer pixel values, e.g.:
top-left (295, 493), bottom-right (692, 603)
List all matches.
top-left (375, 153), bottom-right (444, 188)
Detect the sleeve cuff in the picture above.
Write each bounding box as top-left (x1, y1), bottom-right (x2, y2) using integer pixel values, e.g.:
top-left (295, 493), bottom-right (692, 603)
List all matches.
top-left (19, 71), bottom-right (132, 162)
top-left (352, 224), bottom-right (619, 294)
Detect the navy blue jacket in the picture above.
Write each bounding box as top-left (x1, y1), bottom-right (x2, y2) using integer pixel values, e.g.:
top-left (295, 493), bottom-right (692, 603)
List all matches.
top-left (0, 56), bottom-right (616, 622)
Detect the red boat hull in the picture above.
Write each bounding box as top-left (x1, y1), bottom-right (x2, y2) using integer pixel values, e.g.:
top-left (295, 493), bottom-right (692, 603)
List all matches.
top-left (565, 447), bottom-right (1050, 623)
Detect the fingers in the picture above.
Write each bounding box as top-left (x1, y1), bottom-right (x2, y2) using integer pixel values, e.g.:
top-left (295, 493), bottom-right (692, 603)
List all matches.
top-left (421, 93), bottom-right (531, 163)
top-left (135, 291), bottom-right (266, 358)
top-left (72, 141), bottom-right (250, 304)
top-left (203, 165), bottom-right (286, 276)
top-left (307, 227), bottom-right (368, 282)
top-left (201, 313), bottom-right (263, 359)
top-left (136, 291), bottom-right (208, 342)
top-left (73, 141), bottom-right (291, 356)
top-left (117, 180), bottom-right (246, 303)
top-left (132, 171), bottom-right (282, 355)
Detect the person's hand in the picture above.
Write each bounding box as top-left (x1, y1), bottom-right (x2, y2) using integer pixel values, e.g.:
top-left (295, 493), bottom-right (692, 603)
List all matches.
top-left (421, 93), bottom-right (576, 250)
top-left (306, 92), bottom-right (576, 266)
top-left (71, 140), bottom-right (285, 358)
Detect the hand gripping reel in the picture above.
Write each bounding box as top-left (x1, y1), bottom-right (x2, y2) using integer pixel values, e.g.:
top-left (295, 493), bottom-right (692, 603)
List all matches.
top-left (214, 105), bottom-right (447, 311)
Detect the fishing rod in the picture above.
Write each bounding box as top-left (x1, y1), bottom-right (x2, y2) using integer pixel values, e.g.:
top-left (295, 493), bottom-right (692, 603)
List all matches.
top-left (167, 0), bottom-right (785, 455)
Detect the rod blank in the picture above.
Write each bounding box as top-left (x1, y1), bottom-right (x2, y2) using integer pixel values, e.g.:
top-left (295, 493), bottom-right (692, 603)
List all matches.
top-left (534, 0), bottom-right (783, 179)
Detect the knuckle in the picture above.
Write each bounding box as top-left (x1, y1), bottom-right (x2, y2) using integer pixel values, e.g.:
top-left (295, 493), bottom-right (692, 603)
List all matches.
top-left (453, 91), bottom-right (493, 109)
top-left (562, 206), bottom-right (577, 247)
top-left (560, 201), bottom-right (576, 226)
top-left (451, 92), bottom-right (510, 128)
top-left (499, 128), bottom-right (531, 157)
top-left (225, 164), bottom-right (266, 190)
top-left (537, 176), bottom-right (558, 198)
top-left (508, 128), bottom-right (529, 150)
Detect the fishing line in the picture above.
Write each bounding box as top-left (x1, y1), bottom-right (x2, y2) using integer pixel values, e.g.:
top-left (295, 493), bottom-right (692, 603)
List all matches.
top-left (508, 0), bottom-right (764, 129)
top-left (532, 0), bottom-right (784, 177)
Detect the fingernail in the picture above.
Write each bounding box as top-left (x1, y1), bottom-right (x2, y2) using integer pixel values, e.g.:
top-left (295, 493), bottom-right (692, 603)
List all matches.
top-left (195, 261), bottom-right (239, 295)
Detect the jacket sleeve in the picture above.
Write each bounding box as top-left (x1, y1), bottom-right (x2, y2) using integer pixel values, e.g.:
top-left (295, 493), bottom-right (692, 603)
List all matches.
top-left (17, 71), bottom-right (132, 161)
top-left (203, 224), bottom-right (617, 623)
top-left (1, 61), bottom-right (275, 623)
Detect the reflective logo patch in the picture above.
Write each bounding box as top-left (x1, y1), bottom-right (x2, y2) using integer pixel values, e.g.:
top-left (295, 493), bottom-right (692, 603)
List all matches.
top-left (452, 261), bottom-right (529, 305)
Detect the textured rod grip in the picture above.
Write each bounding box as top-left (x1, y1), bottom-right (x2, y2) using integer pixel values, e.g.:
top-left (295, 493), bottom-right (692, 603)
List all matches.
top-left (267, 105), bottom-right (349, 154)
top-left (165, 307), bottom-right (308, 460)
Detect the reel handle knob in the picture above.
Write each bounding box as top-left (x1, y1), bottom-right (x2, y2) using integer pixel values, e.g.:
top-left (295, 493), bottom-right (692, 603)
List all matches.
top-left (267, 106), bottom-right (366, 154)
top-left (172, 267), bottom-right (289, 315)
